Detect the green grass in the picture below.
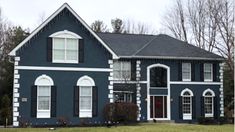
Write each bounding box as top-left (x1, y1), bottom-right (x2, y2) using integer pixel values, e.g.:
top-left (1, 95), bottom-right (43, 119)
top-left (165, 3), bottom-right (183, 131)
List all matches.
top-left (0, 123), bottom-right (234, 132)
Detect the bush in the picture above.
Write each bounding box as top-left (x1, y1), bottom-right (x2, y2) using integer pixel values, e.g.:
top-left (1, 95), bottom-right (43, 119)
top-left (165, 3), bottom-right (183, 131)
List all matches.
top-left (103, 102), bottom-right (139, 124)
top-left (198, 117), bottom-right (216, 125)
top-left (57, 116), bottom-right (69, 127)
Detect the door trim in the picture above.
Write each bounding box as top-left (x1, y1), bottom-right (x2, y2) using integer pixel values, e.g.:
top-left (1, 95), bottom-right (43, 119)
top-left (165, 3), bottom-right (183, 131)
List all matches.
top-left (147, 63), bottom-right (171, 120)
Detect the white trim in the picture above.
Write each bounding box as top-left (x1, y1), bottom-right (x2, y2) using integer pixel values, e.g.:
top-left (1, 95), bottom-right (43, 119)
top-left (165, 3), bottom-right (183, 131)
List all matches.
top-left (180, 88), bottom-right (194, 96)
top-left (35, 74), bottom-right (54, 86)
top-left (77, 75), bottom-right (95, 86)
top-left (8, 3), bottom-right (119, 59)
top-left (119, 55), bottom-right (224, 61)
top-left (37, 86), bottom-right (51, 118)
top-left (147, 63), bottom-right (171, 120)
top-left (49, 30), bottom-right (82, 39)
top-left (202, 89), bottom-right (215, 97)
top-left (16, 66), bottom-right (112, 72)
top-left (79, 86), bottom-right (92, 118)
top-left (113, 80), bottom-right (147, 84)
top-left (170, 81), bottom-right (222, 85)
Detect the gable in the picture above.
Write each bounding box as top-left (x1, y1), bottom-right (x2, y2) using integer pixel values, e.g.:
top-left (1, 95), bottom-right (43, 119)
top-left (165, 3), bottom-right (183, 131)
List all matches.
top-left (8, 3), bottom-right (118, 59)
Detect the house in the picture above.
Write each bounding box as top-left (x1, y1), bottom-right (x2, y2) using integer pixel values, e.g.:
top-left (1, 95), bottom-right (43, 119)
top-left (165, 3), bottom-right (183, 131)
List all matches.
top-left (9, 3), bottom-right (224, 127)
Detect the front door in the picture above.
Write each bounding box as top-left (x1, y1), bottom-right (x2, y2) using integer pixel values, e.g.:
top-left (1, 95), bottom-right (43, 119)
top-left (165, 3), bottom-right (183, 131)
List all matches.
top-left (150, 96), bottom-right (167, 118)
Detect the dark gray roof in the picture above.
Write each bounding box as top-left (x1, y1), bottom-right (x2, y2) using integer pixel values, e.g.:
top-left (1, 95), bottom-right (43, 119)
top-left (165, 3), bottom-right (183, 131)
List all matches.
top-left (97, 33), bottom-right (223, 60)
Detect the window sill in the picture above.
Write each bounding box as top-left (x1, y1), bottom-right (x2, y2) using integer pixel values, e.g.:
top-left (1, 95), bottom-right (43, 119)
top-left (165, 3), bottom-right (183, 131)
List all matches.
top-left (52, 60), bottom-right (78, 64)
top-left (204, 80), bottom-right (213, 82)
top-left (205, 114), bottom-right (213, 117)
top-left (182, 79), bottom-right (191, 82)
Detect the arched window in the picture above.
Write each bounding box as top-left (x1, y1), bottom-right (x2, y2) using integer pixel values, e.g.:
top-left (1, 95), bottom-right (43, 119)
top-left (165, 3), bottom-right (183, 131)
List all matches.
top-left (203, 89), bottom-right (215, 117)
top-left (50, 30), bottom-right (82, 63)
top-left (181, 88), bottom-right (193, 120)
top-left (77, 75), bottom-right (95, 118)
top-left (34, 74), bottom-right (54, 118)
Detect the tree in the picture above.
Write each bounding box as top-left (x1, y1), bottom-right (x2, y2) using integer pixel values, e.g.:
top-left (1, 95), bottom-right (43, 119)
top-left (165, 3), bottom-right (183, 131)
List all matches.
top-left (91, 20), bottom-right (108, 32)
top-left (111, 18), bottom-right (124, 33)
top-left (0, 94), bottom-right (11, 127)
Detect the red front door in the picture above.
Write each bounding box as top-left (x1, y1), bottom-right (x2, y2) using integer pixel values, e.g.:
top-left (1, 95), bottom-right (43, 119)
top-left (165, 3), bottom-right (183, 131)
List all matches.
top-left (150, 96), bottom-right (167, 118)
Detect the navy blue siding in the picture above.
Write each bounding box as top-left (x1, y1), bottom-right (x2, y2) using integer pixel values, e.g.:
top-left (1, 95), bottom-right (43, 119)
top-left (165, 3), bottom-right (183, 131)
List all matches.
top-left (149, 89), bottom-right (168, 95)
top-left (18, 70), bottom-right (109, 125)
top-left (17, 8), bottom-right (111, 68)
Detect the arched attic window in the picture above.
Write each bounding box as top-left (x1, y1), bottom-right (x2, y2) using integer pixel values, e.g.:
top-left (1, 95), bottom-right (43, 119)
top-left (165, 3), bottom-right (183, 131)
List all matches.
top-left (33, 74), bottom-right (55, 118)
top-left (202, 89), bottom-right (215, 117)
top-left (74, 75), bottom-right (97, 118)
top-left (49, 30), bottom-right (83, 63)
top-left (180, 88), bottom-right (194, 120)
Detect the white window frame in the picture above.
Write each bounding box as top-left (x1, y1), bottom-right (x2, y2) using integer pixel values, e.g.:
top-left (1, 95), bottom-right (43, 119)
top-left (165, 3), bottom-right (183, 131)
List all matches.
top-left (182, 63), bottom-right (191, 81)
top-left (79, 86), bottom-right (92, 117)
top-left (114, 91), bottom-right (133, 103)
top-left (77, 75), bottom-right (95, 118)
top-left (34, 74), bottom-right (54, 118)
top-left (50, 30), bottom-right (82, 64)
top-left (181, 88), bottom-right (193, 120)
top-left (203, 89), bottom-right (215, 117)
top-left (113, 61), bottom-right (131, 80)
top-left (204, 63), bottom-right (213, 82)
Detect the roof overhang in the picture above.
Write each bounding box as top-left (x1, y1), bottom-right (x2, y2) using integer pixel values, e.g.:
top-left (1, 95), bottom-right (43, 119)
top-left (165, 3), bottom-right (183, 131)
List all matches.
top-left (8, 3), bottom-right (119, 59)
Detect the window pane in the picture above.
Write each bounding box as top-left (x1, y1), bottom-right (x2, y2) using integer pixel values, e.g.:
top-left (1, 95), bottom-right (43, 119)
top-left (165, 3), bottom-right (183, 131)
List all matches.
top-left (204, 64), bottom-right (212, 72)
top-left (53, 38), bottom-right (65, 49)
top-left (150, 67), bottom-right (167, 87)
top-left (66, 39), bottom-right (77, 50)
top-left (114, 92), bottom-right (132, 103)
top-left (38, 97), bottom-right (50, 110)
top-left (66, 50), bottom-right (77, 60)
top-left (38, 86), bottom-right (50, 96)
top-left (80, 87), bottom-right (92, 96)
top-left (113, 61), bottom-right (131, 80)
top-left (182, 97), bottom-right (191, 114)
top-left (182, 63), bottom-right (191, 80)
top-left (204, 72), bottom-right (212, 80)
top-left (80, 96), bottom-right (92, 110)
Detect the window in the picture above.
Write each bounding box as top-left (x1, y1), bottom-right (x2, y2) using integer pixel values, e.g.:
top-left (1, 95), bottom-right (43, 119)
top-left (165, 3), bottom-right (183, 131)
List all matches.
top-left (50, 30), bottom-right (81, 63)
top-left (80, 86), bottom-right (92, 110)
top-left (150, 67), bottom-right (167, 87)
top-left (182, 63), bottom-right (191, 81)
top-left (34, 74), bottom-right (54, 118)
top-left (77, 75), bottom-right (95, 118)
top-left (113, 61), bottom-right (131, 80)
top-left (204, 63), bottom-right (213, 81)
top-left (37, 86), bottom-right (51, 111)
top-left (203, 89), bottom-right (215, 117)
top-left (181, 88), bottom-right (193, 120)
top-left (114, 91), bottom-right (132, 103)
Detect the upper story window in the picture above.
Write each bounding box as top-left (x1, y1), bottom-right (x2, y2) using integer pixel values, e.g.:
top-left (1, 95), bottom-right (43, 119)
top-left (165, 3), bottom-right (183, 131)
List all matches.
top-left (113, 61), bottom-right (131, 80)
top-left (49, 30), bottom-right (82, 63)
top-left (182, 63), bottom-right (191, 81)
top-left (204, 63), bottom-right (213, 81)
top-left (150, 67), bottom-right (167, 87)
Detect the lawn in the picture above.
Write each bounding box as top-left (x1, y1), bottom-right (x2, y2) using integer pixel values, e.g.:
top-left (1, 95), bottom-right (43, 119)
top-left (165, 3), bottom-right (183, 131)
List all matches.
top-left (0, 123), bottom-right (233, 132)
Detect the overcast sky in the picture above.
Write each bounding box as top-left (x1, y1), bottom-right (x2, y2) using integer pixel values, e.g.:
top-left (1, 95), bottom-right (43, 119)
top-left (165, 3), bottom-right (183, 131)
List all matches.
top-left (0, 0), bottom-right (173, 32)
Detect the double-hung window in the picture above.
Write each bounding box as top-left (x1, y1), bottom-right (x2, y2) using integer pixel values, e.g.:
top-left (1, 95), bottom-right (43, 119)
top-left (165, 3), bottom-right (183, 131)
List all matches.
top-left (80, 86), bottom-right (92, 117)
top-left (182, 63), bottom-right (191, 81)
top-left (37, 86), bottom-right (51, 118)
top-left (114, 91), bottom-right (132, 103)
top-left (204, 63), bottom-right (213, 81)
top-left (113, 61), bottom-right (131, 80)
top-left (203, 89), bottom-right (215, 117)
top-left (50, 30), bottom-right (81, 63)
top-left (181, 89), bottom-right (193, 120)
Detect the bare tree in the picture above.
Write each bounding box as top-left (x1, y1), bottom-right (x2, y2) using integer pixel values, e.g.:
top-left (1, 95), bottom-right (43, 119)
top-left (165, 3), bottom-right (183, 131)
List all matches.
top-left (37, 12), bottom-right (46, 26)
top-left (90, 20), bottom-right (108, 32)
top-left (124, 19), bottom-right (157, 34)
top-left (163, 0), bottom-right (188, 42)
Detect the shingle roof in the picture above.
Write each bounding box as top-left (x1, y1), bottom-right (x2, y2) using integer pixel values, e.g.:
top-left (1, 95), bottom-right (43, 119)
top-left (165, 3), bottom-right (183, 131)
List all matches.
top-left (97, 33), bottom-right (223, 60)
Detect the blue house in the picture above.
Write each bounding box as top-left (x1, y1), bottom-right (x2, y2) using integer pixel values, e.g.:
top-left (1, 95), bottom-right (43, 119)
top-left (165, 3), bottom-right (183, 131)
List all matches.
top-left (9, 3), bottom-right (225, 127)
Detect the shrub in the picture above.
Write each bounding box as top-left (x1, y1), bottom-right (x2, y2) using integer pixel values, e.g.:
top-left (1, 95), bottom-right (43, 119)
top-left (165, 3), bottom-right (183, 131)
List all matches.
top-left (198, 117), bottom-right (216, 125)
top-left (57, 116), bottom-right (69, 127)
top-left (103, 102), bottom-right (139, 124)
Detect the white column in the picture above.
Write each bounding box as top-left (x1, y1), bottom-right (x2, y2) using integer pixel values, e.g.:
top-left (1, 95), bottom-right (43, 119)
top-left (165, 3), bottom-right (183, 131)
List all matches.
top-left (13, 56), bottom-right (20, 127)
top-left (136, 60), bottom-right (141, 120)
top-left (219, 63), bottom-right (225, 117)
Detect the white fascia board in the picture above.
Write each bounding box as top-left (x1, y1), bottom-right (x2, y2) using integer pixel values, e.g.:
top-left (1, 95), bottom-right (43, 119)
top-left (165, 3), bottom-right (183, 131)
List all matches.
top-left (8, 3), bottom-right (119, 59)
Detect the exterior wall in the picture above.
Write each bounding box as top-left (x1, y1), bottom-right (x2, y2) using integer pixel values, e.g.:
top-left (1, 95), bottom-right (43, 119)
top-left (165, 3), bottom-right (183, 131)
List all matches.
top-left (14, 8), bottom-right (112, 126)
top-left (18, 70), bottom-right (109, 125)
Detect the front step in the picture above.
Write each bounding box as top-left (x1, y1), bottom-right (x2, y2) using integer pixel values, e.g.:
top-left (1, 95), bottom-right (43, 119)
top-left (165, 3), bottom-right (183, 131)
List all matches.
top-left (149, 120), bottom-right (175, 123)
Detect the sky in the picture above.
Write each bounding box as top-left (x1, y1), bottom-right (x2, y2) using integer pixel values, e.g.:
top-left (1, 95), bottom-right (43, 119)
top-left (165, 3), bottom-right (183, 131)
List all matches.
top-left (0, 0), bottom-right (173, 32)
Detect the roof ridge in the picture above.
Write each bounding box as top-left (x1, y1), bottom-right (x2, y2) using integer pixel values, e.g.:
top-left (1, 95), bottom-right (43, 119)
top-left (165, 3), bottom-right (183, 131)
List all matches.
top-left (96, 32), bottom-right (156, 36)
top-left (132, 36), bottom-right (159, 56)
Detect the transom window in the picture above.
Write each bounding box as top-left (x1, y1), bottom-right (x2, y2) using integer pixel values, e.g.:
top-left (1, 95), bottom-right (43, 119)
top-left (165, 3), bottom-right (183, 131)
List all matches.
top-left (181, 88), bottom-right (193, 120)
top-left (204, 63), bottom-right (213, 81)
top-left (114, 91), bottom-right (132, 103)
top-left (182, 63), bottom-right (191, 81)
top-left (203, 89), bottom-right (215, 117)
top-left (50, 30), bottom-right (81, 63)
top-left (113, 61), bottom-right (131, 80)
